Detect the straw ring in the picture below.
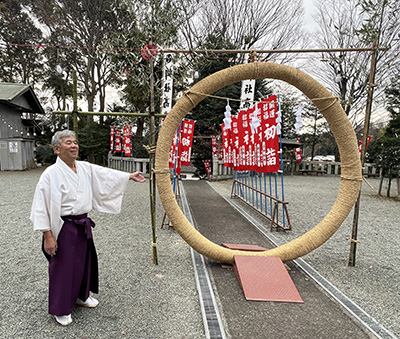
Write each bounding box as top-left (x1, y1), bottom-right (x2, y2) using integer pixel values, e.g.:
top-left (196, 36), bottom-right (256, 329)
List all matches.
top-left (155, 62), bottom-right (362, 264)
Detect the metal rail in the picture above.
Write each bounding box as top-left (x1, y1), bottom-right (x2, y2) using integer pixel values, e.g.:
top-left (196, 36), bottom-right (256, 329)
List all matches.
top-left (231, 173), bottom-right (291, 231)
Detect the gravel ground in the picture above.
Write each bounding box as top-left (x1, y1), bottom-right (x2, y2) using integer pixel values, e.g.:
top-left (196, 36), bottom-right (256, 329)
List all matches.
top-left (209, 175), bottom-right (400, 338)
top-left (0, 168), bottom-right (205, 339)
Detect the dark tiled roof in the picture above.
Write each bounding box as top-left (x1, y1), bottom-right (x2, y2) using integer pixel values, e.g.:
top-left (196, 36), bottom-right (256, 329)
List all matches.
top-left (0, 82), bottom-right (45, 114)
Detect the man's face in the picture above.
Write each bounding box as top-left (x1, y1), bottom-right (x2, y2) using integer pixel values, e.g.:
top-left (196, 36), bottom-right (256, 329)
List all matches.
top-left (54, 136), bottom-right (79, 163)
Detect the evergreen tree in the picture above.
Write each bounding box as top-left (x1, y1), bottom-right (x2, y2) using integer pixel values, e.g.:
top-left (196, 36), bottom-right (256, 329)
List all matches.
top-left (0, 0), bottom-right (44, 83)
top-left (371, 74), bottom-right (400, 197)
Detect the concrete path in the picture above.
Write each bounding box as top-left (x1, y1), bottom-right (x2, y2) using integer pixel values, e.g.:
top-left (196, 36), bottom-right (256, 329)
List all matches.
top-left (182, 180), bottom-right (380, 339)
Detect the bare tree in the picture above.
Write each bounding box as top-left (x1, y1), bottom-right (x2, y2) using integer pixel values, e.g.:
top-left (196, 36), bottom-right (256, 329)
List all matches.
top-left (309, 0), bottom-right (400, 129)
top-left (181, 0), bottom-right (307, 61)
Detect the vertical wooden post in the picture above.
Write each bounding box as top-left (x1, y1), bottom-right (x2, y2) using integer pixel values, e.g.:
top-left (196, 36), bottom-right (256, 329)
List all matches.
top-left (348, 40), bottom-right (378, 266)
top-left (148, 42), bottom-right (158, 265)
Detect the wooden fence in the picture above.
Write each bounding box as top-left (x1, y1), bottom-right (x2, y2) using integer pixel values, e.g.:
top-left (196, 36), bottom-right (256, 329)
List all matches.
top-left (108, 153), bottom-right (380, 179)
top-left (108, 153), bottom-right (149, 174)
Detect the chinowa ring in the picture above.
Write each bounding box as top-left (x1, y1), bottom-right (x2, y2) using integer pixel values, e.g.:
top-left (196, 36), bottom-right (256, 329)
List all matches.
top-left (155, 62), bottom-right (362, 264)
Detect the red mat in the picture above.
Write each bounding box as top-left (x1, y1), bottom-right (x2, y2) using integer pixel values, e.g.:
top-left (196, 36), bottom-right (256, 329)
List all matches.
top-left (222, 243), bottom-right (269, 252)
top-left (233, 255), bottom-right (303, 303)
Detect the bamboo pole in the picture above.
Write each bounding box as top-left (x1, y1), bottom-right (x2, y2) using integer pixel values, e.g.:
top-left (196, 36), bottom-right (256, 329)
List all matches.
top-left (149, 43), bottom-right (158, 265)
top-left (348, 41), bottom-right (379, 267)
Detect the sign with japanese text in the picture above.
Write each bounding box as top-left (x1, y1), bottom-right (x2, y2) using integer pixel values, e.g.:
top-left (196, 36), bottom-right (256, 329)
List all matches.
top-left (239, 79), bottom-right (256, 110)
top-left (160, 53), bottom-right (174, 115)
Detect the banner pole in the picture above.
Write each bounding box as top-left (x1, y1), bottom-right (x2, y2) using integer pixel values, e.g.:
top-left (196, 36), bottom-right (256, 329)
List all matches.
top-left (277, 92), bottom-right (286, 227)
top-left (148, 46), bottom-right (158, 265)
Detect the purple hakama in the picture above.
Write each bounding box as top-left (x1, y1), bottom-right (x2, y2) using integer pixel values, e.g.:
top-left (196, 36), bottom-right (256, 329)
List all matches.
top-left (43, 214), bottom-right (98, 316)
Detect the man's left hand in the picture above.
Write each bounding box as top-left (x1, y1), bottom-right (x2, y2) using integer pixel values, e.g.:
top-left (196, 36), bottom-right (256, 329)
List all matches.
top-left (130, 171), bottom-right (146, 182)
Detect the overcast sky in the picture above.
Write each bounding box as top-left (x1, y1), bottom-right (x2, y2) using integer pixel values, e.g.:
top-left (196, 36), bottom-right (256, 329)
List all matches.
top-left (303, 0), bottom-right (318, 31)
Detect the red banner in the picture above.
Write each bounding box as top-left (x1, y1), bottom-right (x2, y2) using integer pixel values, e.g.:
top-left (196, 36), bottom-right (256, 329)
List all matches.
top-left (221, 95), bottom-right (280, 173)
top-left (115, 129), bottom-right (122, 153)
top-left (218, 143), bottom-right (224, 161)
top-left (169, 129), bottom-right (180, 174)
top-left (221, 124), bottom-right (233, 167)
top-left (253, 104), bottom-right (263, 170)
top-left (295, 138), bottom-right (302, 162)
top-left (169, 120), bottom-right (195, 174)
top-left (358, 136), bottom-right (371, 153)
top-left (123, 126), bottom-right (132, 156)
top-left (180, 120), bottom-right (195, 166)
top-left (238, 107), bottom-right (255, 171)
top-left (258, 96), bottom-right (279, 173)
top-left (231, 116), bottom-right (241, 170)
top-left (211, 136), bottom-right (218, 157)
top-left (203, 160), bottom-right (212, 179)
top-left (110, 126), bottom-right (115, 152)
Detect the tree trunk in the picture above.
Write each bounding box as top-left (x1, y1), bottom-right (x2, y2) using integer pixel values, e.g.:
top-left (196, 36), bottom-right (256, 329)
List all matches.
top-left (98, 92), bottom-right (105, 124)
top-left (136, 117), bottom-right (144, 138)
top-left (60, 83), bottom-right (66, 111)
top-left (387, 177), bottom-right (392, 198)
top-left (98, 63), bottom-right (105, 125)
top-left (84, 57), bottom-right (96, 125)
top-left (378, 174), bottom-right (384, 196)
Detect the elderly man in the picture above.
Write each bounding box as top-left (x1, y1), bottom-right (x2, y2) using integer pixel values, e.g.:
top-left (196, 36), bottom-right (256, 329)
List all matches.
top-left (30, 130), bottom-right (145, 326)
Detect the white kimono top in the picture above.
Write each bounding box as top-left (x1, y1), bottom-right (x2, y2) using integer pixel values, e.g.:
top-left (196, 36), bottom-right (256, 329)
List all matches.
top-left (30, 157), bottom-right (130, 240)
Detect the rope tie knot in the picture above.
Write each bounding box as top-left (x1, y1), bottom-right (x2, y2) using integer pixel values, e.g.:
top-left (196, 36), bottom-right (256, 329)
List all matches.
top-left (346, 237), bottom-right (361, 244)
top-left (183, 90), bottom-right (196, 108)
top-left (153, 168), bottom-right (170, 174)
top-left (144, 145), bottom-right (157, 154)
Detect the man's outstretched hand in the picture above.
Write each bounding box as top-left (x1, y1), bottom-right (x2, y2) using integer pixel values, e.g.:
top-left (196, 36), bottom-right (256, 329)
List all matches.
top-left (129, 171), bottom-right (146, 182)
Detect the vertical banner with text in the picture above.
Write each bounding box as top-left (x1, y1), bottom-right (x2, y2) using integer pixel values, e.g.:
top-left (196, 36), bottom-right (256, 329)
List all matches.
top-left (160, 53), bottom-right (174, 115)
top-left (180, 120), bottom-right (195, 166)
top-left (123, 126), bottom-right (132, 156)
top-left (110, 126), bottom-right (115, 152)
top-left (169, 120), bottom-right (195, 174)
top-left (239, 79), bottom-right (256, 110)
top-left (221, 124), bottom-right (233, 167)
top-left (258, 95), bottom-right (280, 173)
top-left (115, 129), bottom-right (122, 153)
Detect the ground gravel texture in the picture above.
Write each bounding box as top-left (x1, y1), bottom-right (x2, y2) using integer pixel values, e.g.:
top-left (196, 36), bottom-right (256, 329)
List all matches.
top-left (209, 175), bottom-right (400, 338)
top-left (0, 168), bottom-right (205, 339)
